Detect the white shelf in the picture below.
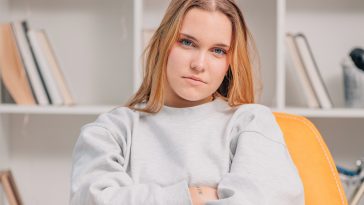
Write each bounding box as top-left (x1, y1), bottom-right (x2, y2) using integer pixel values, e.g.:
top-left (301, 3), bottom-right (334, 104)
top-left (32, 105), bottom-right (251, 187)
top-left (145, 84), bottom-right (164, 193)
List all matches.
top-left (0, 104), bottom-right (117, 115)
top-left (1, 104), bottom-right (364, 118)
top-left (274, 107), bottom-right (364, 118)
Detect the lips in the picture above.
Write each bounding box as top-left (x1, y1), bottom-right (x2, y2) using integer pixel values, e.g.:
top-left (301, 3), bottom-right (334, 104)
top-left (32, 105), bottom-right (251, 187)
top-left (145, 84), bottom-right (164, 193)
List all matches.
top-left (182, 76), bottom-right (206, 84)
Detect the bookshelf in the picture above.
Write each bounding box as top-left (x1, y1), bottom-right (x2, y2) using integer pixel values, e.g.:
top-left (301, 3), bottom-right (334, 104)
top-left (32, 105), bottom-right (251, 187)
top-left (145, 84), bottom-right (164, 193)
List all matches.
top-left (285, 0), bottom-right (364, 109)
top-left (0, 105), bottom-right (116, 115)
top-left (0, 0), bottom-right (363, 204)
top-left (274, 108), bottom-right (364, 118)
top-left (284, 0), bottom-right (364, 202)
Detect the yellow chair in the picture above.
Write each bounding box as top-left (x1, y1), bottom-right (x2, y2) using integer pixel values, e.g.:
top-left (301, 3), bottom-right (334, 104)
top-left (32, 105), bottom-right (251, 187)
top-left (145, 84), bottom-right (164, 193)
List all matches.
top-left (274, 112), bottom-right (348, 205)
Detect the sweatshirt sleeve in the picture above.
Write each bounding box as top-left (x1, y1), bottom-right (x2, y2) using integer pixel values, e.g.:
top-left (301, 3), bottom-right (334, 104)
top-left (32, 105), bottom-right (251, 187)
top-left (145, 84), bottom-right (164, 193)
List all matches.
top-left (206, 105), bottom-right (305, 205)
top-left (70, 110), bottom-right (192, 205)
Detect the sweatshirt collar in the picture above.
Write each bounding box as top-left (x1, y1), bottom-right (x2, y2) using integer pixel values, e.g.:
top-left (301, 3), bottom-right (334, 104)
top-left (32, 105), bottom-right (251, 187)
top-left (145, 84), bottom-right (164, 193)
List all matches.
top-left (152, 97), bottom-right (230, 122)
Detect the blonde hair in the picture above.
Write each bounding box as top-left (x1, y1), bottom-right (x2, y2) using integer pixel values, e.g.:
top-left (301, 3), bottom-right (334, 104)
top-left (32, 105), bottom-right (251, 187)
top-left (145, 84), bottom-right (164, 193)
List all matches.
top-left (127, 0), bottom-right (261, 113)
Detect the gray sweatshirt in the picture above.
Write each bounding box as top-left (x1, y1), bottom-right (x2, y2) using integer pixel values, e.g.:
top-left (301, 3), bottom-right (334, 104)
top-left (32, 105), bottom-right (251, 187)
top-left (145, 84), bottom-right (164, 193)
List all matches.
top-left (70, 97), bottom-right (304, 205)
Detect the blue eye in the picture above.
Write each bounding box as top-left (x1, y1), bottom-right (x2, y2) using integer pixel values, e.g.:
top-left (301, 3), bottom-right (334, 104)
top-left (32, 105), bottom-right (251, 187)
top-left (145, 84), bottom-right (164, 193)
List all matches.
top-left (213, 48), bottom-right (226, 55)
top-left (179, 39), bottom-right (193, 47)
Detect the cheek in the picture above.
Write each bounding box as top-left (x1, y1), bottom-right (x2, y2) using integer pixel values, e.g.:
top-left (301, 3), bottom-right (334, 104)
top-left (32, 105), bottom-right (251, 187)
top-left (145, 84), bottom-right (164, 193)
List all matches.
top-left (166, 46), bottom-right (190, 74)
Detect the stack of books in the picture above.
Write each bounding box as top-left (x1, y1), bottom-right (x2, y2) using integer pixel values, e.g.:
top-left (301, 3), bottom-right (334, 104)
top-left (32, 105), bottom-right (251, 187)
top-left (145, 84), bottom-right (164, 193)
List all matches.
top-left (0, 170), bottom-right (22, 205)
top-left (285, 32), bottom-right (333, 109)
top-left (0, 20), bottom-right (74, 106)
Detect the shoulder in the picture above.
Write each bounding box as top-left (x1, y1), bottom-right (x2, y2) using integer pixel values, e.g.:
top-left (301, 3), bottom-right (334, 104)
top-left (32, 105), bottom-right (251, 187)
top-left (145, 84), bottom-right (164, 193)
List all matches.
top-left (230, 103), bottom-right (283, 144)
top-left (80, 106), bottom-right (140, 139)
top-left (233, 103), bottom-right (273, 116)
top-left (230, 103), bottom-right (275, 123)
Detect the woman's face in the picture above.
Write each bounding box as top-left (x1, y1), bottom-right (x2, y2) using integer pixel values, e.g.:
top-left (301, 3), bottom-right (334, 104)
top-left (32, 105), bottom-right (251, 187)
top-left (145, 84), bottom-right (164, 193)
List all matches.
top-left (164, 8), bottom-right (232, 108)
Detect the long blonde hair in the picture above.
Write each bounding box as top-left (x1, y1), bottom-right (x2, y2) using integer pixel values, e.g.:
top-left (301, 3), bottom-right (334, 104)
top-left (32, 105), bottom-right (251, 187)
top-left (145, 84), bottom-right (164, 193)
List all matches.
top-left (127, 0), bottom-right (261, 113)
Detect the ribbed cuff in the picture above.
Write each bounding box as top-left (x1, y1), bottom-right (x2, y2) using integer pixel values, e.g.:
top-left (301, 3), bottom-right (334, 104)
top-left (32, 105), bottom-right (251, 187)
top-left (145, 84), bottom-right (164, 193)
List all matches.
top-left (162, 180), bottom-right (192, 205)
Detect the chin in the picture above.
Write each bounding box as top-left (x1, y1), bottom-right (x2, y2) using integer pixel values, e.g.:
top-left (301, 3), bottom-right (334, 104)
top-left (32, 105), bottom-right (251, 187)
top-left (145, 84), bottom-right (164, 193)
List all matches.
top-left (177, 91), bottom-right (210, 102)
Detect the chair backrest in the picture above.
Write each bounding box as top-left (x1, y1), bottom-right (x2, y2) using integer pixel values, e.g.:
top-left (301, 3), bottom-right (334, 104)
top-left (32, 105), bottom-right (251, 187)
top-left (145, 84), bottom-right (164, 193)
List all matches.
top-left (274, 112), bottom-right (348, 205)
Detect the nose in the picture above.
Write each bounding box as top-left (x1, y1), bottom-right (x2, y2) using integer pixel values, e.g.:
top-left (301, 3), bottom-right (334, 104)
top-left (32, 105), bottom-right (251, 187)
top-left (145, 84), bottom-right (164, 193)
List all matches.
top-left (190, 51), bottom-right (207, 72)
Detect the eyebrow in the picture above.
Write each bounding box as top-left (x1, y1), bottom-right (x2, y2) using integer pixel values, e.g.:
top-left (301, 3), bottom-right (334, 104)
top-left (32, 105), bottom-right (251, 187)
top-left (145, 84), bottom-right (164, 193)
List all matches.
top-left (180, 33), bottom-right (230, 49)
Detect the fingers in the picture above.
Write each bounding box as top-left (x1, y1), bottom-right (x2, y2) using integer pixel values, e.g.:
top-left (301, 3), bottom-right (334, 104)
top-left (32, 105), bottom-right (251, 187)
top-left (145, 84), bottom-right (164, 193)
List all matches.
top-left (189, 186), bottom-right (218, 203)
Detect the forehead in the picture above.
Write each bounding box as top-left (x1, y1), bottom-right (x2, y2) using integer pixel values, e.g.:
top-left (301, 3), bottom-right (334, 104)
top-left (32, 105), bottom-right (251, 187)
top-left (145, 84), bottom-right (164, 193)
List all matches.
top-left (180, 8), bottom-right (232, 46)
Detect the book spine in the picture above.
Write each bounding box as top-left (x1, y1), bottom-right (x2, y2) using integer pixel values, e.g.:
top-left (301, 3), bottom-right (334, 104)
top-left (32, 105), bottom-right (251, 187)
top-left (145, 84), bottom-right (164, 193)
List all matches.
top-left (0, 171), bottom-right (18, 205)
top-left (286, 33), bottom-right (320, 108)
top-left (23, 22), bottom-right (52, 104)
top-left (41, 31), bottom-right (74, 105)
top-left (295, 33), bottom-right (333, 109)
top-left (0, 23), bottom-right (36, 105)
top-left (12, 21), bottom-right (50, 106)
top-left (27, 30), bottom-right (63, 105)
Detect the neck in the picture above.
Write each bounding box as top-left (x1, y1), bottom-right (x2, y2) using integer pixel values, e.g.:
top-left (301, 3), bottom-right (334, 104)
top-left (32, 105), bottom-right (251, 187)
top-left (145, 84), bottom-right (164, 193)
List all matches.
top-left (164, 95), bottom-right (214, 108)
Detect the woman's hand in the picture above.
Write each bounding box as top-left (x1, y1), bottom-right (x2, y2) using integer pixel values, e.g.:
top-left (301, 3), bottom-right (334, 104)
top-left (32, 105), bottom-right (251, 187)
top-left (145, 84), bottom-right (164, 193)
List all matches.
top-left (189, 186), bottom-right (218, 205)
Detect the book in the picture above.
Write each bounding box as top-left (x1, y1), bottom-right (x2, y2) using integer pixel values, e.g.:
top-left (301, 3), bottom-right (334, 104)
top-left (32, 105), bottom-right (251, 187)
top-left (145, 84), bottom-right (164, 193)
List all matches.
top-left (0, 182), bottom-right (9, 205)
top-left (12, 20), bottom-right (50, 106)
top-left (285, 39), bottom-right (309, 107)
top-left (294, 33), bottom-right (333, 109)
top-left (0, 23), bottom-right (36, 105)
top-left (22, 22), bottom-right (52, 104)
top-left (38, 30), bottom-right (74, 106)
top-left (285, 33), bottom-right (320, 108)
top-left (0, 170), bottom-right (22, 205)
top-left (0, 81), bottom-right (15, 104)
top-left (27, 29), bottom-right (63, 105)
top-left (349, 179), bottom-right (364, 205)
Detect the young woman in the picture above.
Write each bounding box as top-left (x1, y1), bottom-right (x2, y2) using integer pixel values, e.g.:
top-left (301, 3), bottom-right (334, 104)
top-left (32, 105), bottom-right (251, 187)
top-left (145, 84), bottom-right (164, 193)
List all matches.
top-left (70, 0), bottom-right (304, 204)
